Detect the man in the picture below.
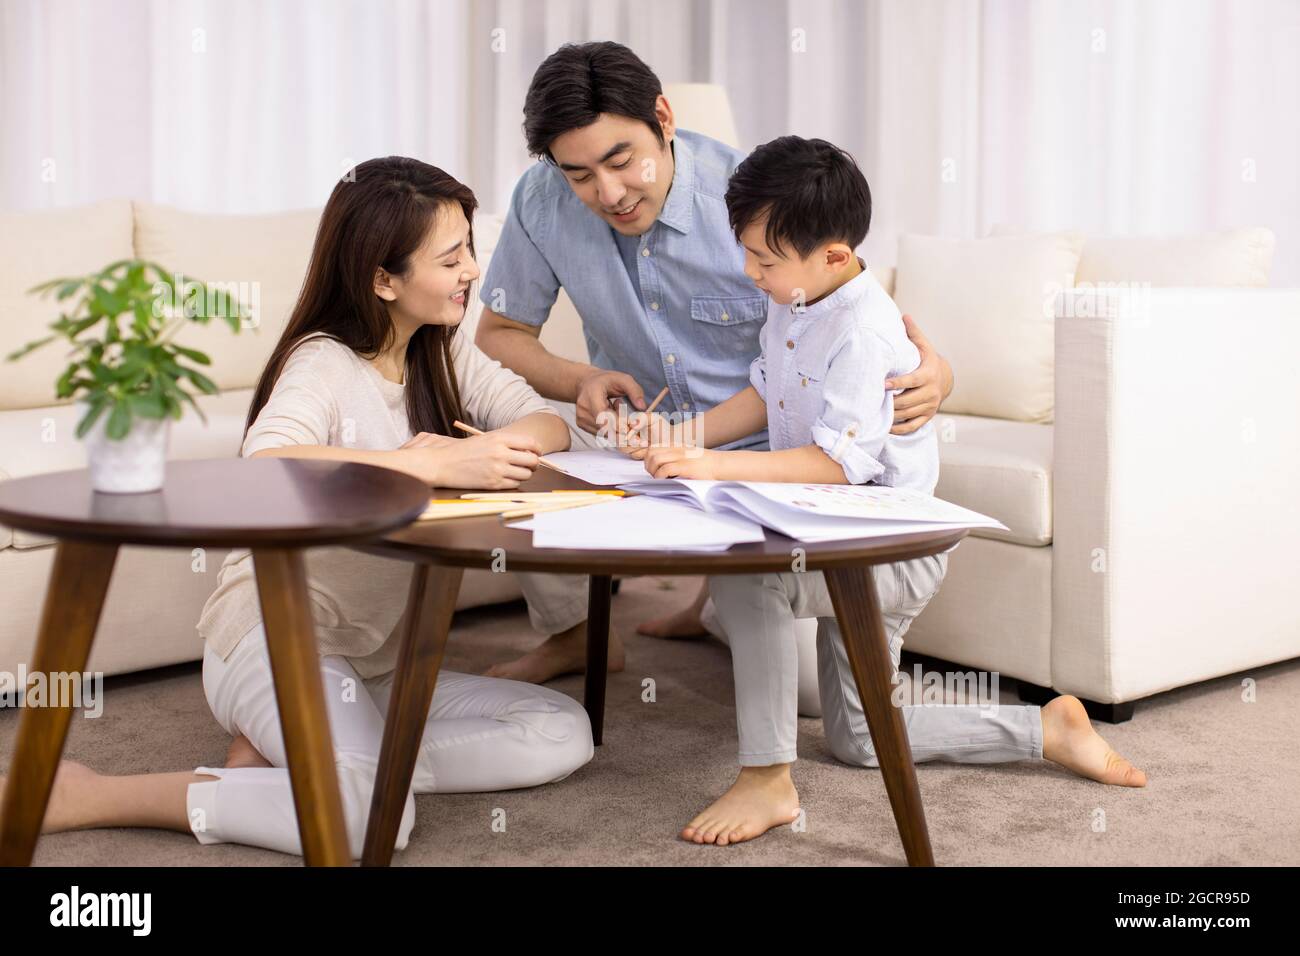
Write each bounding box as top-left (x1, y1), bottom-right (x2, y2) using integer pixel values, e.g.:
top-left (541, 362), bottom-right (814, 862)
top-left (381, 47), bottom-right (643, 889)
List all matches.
top-left (476, 41), bottom-right (952, 684)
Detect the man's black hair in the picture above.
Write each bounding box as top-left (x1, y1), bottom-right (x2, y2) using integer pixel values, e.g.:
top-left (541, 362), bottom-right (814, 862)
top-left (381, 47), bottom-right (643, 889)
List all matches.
top-left (523, 41), bottom-right (666, 163)
top-left (725, 135), bottom-right (872, 259)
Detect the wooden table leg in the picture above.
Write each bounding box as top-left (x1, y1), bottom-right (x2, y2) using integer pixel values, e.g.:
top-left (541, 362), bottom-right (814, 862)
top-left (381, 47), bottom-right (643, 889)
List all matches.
top-left (0, 540), bottom-right (118, 866)
top-left (824, 565), bottom-right (935, 866)
top-left (583, 574), bottom-right (612, 747)
top-left (362, 563), bottom-right (462, 867)
top-left (252, 548), bottom-right (351, 867)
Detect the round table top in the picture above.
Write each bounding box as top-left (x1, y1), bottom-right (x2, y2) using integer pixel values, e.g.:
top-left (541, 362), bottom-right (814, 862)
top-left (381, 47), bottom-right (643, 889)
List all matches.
top-left (363, 467), bottom-right (967, 575)
top-left (0, 458), bottom-right (431, 548)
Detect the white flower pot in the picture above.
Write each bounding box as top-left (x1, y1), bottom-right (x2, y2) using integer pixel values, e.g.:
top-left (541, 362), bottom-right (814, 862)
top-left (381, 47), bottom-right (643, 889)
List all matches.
top-left (79, 402), bottom-right (171, 494)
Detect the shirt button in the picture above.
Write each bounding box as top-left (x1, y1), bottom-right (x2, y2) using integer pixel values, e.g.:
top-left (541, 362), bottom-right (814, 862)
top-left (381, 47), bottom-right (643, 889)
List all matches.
top-left (721, 312), bottom-right (729, 322)
top-left (641, 248), bottom-right (650, 257)
top-left (847, 428), bottom-right (857, 437)
top-left (786, 340), bottom-right (795, 350)
top-left (680, 402), bottom-right (690, 411)
top-left (778, 400), bottom-right (785, 409)
top-left (666, 354), bottom-right (676, 364)
top-left (801, 377), bottom-right (808, 387)
top-left (650, 301), bottom-right (660, 311)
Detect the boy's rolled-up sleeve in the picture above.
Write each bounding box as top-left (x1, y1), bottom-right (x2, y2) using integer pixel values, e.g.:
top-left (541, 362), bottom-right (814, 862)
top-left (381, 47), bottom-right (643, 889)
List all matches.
top-left (479, 173), bottom-right (560, 328)
top-left (809, 329), bottom-right (896, 485)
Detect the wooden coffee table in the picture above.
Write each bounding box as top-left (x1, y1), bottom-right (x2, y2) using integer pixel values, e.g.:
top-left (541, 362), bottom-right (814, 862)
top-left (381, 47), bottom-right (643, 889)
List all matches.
top-left (354, 468), bottom-right (966, 867)
top-left (0, 458), bottom-right (430, 867)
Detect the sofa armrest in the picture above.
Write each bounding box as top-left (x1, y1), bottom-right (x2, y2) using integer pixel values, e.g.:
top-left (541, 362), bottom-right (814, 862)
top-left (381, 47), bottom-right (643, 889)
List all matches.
top-left (1052, 288), bottom-right (1300, 702)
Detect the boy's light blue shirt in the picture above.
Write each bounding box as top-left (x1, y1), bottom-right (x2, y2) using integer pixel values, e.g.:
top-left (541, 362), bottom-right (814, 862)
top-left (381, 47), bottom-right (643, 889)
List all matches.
top-left (749, 262), bottom-right (940, 494)
top-left (480, 128), bottom-right (769, 449)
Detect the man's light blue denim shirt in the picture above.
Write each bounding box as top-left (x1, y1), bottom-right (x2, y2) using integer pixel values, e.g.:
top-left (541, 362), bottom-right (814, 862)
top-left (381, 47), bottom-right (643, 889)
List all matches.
top-left (480, 128), bottom-right (769, 449)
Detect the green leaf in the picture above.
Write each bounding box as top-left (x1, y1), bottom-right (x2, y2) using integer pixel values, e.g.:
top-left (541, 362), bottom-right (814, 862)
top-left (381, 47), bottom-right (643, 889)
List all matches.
top-left (75, 398), bottom-right (109, 439)
top-left (128, 391), bottom-right (167, 419)
top-left (6, 335), bottom-right (57, 361)
top-left (178, 365), bottom-right (218, 394)
top-left (105, 401), bottom-right (132, 440)
top-left (168, 344), bottom-right (212, 365)
top-left (175, 387), bottom-right (208, 424)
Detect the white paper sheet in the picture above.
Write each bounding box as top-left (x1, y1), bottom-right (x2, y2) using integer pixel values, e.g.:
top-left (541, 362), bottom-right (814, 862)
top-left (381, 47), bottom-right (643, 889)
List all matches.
top-left (511, 495), bottom-right (766, 551)
top-left (543, 450), bottom-right (652, 486)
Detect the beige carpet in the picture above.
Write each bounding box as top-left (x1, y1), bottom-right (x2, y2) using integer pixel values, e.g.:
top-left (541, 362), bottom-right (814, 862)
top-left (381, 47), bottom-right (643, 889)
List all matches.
top-left (4, 574), bottom-right (1298, 866)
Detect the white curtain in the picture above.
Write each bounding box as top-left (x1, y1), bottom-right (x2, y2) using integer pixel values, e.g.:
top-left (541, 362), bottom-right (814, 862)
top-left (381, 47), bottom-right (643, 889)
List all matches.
top-left (3, 0), bottom-right (1297, 283)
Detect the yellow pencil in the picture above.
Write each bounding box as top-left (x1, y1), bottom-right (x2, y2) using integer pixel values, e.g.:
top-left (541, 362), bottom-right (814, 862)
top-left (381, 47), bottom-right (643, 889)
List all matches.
top-left (500, 496), bottom-right (620, 520)
top-left (461, 490), bottom-right (625, 500)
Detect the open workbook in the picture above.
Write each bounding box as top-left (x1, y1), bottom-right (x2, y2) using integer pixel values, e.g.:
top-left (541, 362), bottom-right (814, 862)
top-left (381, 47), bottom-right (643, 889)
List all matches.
top-left (616, 478), bottom-right (1006, 543)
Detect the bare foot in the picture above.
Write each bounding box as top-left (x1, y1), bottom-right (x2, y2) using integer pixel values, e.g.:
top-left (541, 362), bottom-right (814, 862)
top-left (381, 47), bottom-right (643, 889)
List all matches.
top-left (225, 734), bottom-right (272, 769)
top-left (637, 580), bottom-right (710, 639)
top-left (680, 765), bottom-right (801, 846)
top-left (1041, 695), bottom-right (1147, 787)
top-left (484, 623), bottom-right (625, 684)
top-left (0, 760), bottom-right (105, 833)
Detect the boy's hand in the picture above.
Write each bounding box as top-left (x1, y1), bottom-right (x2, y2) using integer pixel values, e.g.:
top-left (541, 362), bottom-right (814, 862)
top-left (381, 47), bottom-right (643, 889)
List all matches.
top-left (643, 446), bottom-right (723, 480)
top-left (618, 410), bottom-right (675, 455)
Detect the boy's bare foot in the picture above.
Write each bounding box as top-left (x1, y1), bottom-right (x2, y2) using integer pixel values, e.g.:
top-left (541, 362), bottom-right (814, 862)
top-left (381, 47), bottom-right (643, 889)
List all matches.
top-left (484, 623), bottom-right (625, 684)
top-left (637, 581), bottom-right (710, 639)
top-left (680, 764), bottom-right (801, 846)
top-left (0, 760), bottom-right (104, 833)
top-left (1041, 695), bottom-right (1147, 787)
top-left (225, 734), bottom-right (272, 769)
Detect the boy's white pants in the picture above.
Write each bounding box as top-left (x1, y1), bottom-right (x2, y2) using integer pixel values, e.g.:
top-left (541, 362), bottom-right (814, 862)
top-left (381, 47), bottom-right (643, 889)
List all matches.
top-left (707, 553), bottom-right (1043, 768)
top-left (554, 400), bottom-right (829, 712)
top-left (187, 573), bottom-right (594, 858)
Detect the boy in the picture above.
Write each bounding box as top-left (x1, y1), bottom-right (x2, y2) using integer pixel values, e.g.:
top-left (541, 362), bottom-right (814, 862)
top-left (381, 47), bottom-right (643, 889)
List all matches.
top-left (625, 136), bottom-right (1147, 846)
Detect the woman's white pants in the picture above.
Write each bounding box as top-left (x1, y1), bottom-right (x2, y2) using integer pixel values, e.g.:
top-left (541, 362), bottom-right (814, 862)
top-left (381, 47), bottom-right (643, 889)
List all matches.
top-left (186, 622), bottom-right (594, 858)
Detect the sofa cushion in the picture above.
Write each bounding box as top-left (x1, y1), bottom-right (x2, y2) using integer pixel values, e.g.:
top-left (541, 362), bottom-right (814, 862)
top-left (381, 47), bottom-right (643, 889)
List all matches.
top-left (893, 233), bottom-right (1085, 424)
top-left (991, 225), bottom-right (1275, 287)
top-left (0, 200), bottom-right (136, 411)
top-left (934, 413), bottom-right (1053, 547)
top-left (133, 202), bottom-right (322, 392)
top-left (0, 388), bottom-right (253, 550)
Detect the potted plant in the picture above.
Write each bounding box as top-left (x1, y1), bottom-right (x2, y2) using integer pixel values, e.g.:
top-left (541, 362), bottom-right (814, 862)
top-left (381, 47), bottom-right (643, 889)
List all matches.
top-left (6, 259), bottom-right (246, 493)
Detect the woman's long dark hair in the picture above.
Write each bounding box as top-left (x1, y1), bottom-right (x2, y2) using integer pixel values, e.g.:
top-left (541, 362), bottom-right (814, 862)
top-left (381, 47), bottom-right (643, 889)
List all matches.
top-left (245, 157), bottom-right (475, 438)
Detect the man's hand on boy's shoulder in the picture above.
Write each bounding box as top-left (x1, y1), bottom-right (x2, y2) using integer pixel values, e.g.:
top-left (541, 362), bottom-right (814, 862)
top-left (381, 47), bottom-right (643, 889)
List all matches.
top-left (884, 314), bottom-right (954, 435)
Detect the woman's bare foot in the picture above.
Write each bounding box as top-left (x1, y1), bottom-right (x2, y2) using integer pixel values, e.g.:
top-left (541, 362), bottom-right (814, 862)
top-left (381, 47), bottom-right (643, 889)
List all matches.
top-left (225, 734), bottom-right (272, 769)
top-left (637, 580), bottom-right (710, 639)
top-left (1041, 695), bottom-right (1147, 787)
top-left (484, 622), bottom-right (625, 684)
top-left (0, 760), bottom-right (107, 833)
top-left (680, 764), bottom-right (801, 846)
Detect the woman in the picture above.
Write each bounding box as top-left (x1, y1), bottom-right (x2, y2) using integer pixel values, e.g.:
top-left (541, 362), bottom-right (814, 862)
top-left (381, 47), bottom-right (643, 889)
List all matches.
top-left (6, 158), bottom-right (596, 858)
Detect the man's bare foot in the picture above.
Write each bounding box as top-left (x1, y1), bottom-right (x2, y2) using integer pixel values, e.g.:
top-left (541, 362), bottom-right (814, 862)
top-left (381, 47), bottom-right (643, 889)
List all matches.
top-left (1041, 695), bottom-right (1147, 787)
top-left (0, 760), bottom-right (105, 833)
top-left (680, 764), bottom-right (801, 846)
top-left (484, 623), bottom-right (625, 684)
top-left (637, 580), bottom-right (710, 639)
top-left (225, 734), bottom-right (272, 769)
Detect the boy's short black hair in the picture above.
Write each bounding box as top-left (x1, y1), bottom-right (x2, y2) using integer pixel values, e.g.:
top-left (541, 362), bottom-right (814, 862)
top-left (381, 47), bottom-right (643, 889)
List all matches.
top-left (725, 136), bottom-right (872, 259)
top-left (523, 41), bottom-right (665, 163)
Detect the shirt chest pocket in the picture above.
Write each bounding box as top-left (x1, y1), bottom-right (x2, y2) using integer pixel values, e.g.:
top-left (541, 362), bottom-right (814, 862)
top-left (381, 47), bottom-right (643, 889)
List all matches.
top-left (787, 354), bottom-right (831, 425)
top-left (688, 294), bottom-right (768, 360)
